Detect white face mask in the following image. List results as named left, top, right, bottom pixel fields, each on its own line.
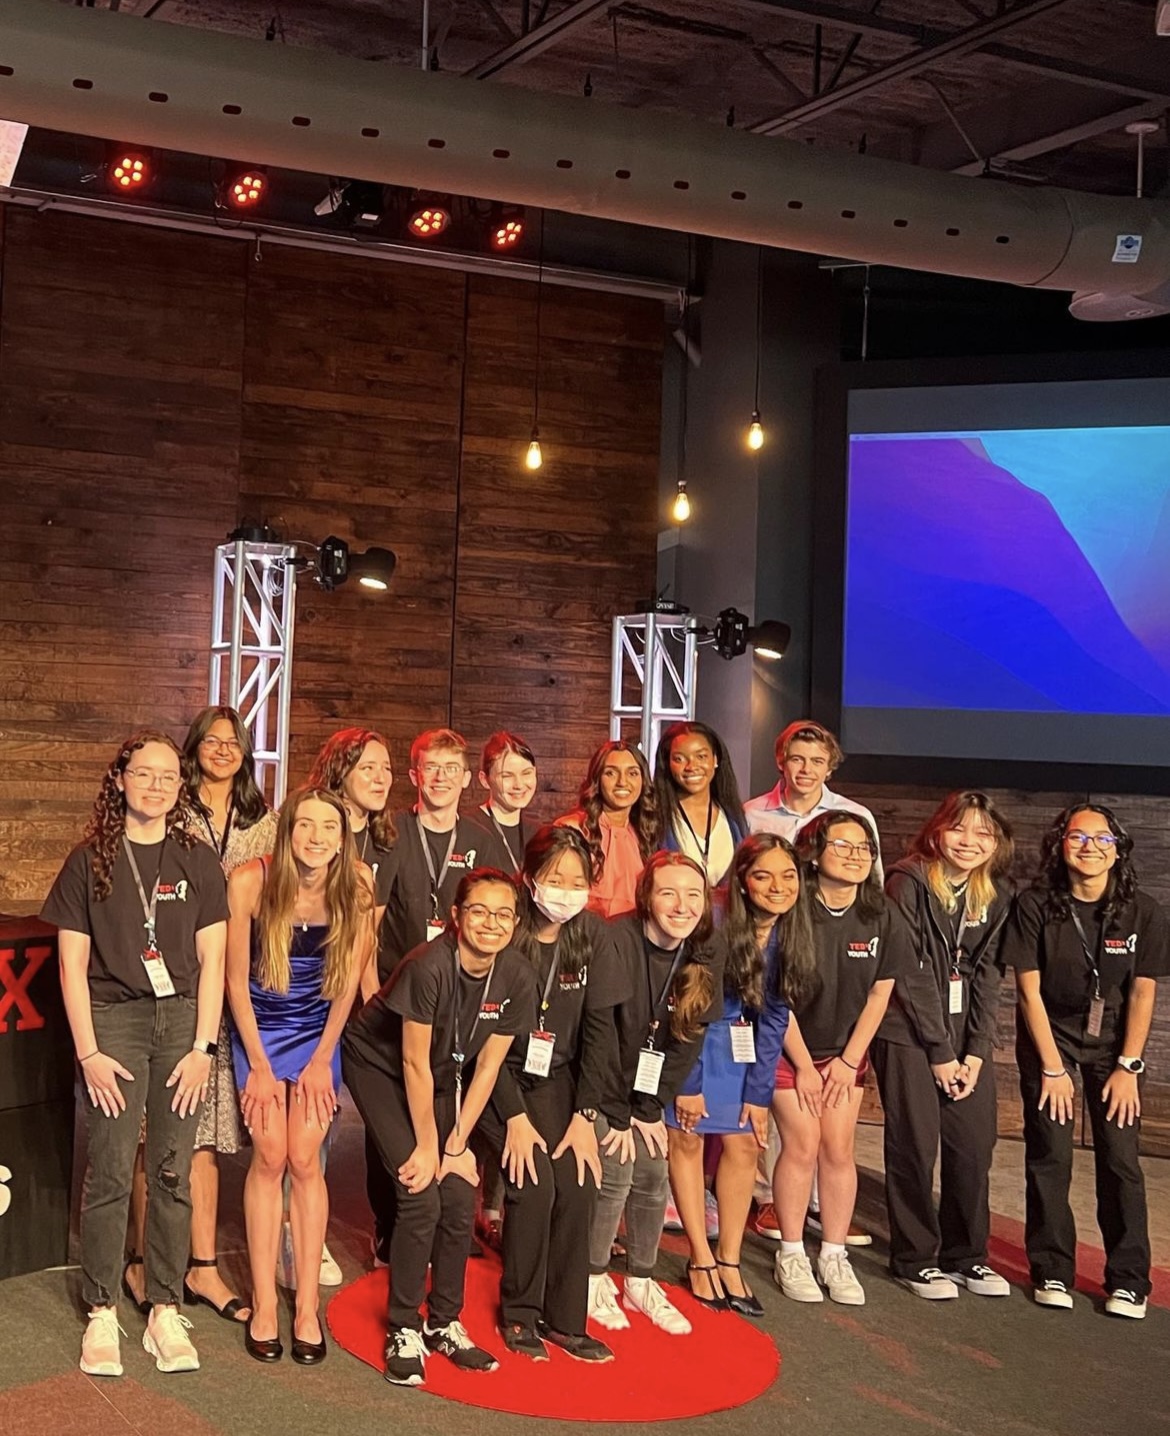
left=531, top=882, right=590, bottom=924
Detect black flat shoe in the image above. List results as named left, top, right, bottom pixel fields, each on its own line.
left=716, top=1258, right=764, bottom=1318
left=686, top=1262, right=729, bottom=1311
left=122, top=1254, right=150, bottom=1317
left=291, top=1320, right=327, bottom=1366
left=183, top=1257, right=249, bottom=1323
left=245, top=1316, right=283, bottom=1363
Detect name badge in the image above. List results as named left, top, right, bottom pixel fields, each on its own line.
left=523, top=1029, right=556, bottom=1077
left=633, top=1047, right=665, bottom=1096
left=948, top=976, right=964, bottom=1015
left=729, top=1020, right=756, bottom=1064
left=142, top=947, right=176, bottom=999
left=1086, top=995, right=1105, bottom=1039
left=426, top=921, right=446, bottom=943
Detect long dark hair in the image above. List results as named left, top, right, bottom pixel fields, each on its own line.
left=654, top=721, right=748, bottom=839
left=511, top=824, right=594, bottom=983
left=182, top=706, right=269, bottom=829
left=85, top=730, right=197, bottom=901
left=634, top=850, right=716, bottom=1042
left=797, top=809, right=885, bottom=922
left=908, top=790, right=1014, bottom=918
left=724, top=833, right=816, bottom=1010
left=306, top=727, right=397, bottom=848
left=574, top=740, right=661, bottom=872
left=1037, top=803, right=1137, bottom=930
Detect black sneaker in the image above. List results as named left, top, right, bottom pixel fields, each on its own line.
left=423, top=1319, right=499, bottom=1372
left=500, top=1322, right=548, bottom=1360
left=384, top=1326, right=427, bottom=1386
left=537, top=1323, right=614, bottom=1363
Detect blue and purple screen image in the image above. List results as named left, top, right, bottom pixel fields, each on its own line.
left=842, top=423, right=1170, bottom=765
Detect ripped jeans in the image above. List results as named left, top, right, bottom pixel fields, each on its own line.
left=83, top=995, right=199, bottom=1309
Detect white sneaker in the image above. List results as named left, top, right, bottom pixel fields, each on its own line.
left=143, top=1306, right=200, bottom=1373
left=1034, top=1280, right=1073, bottom=1309
left=622, top=1276, right=692, bottom=1335
left=818, top=1250, right=866, bottom=1306
left=319, top=1242, right=343, bottom=1287
left=704, top=1189, right=719, bottom=1239
left=587, top=1272, right=630, bottom=1331
left=944, top=1264, right=1010, bottom=1298
left=898, top=1267, right=960, bottom=1300
left=80, top=1308, right=124, bottom=1377
left=774, top=1250, right=824, bottom=1303
left=1105, top=1289, right=1147, bottom=1319
left=277, top=1220, right=297, bottom=1290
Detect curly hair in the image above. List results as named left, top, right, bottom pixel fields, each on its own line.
left=1037, top=803, right=1137, bottom=930
left=85, top=730, right=197, bottom=901
left=570, top=740, right=661, bottom=876
left=306, top=727, right=397, bottom=848
left=654, top=720, right=748, bottom=842
left=635, top=850, right=716, bottom=1043
left=724, top=833, right=816, bottom=1011
left=511, top=825, right=594, bottom=984
left=796, top=809, right=886, bottom=922
left=182, top=706, right=270, bottom=831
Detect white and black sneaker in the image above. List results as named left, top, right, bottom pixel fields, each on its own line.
left=384, top=1326, right=427, bottom=1386
left=1033, top=1280, right=1074, bottom=1309
left=1105, top=1289, right=1147, bottom=1320
left=897, top=1267, right=959, bottom=1300
left=944, top=1264, right=1010, bottom=1298
left=423, top=1318, right=499, bottom=1372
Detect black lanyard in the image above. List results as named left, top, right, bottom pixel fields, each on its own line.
left=452, top=947, right=495, bottom=1113
left=123, top=834, right=163, bottom=945
left=1069, top=906, right=1104, bottom=1000
left=536, top=937, right=561, bottom=1031
left=201, top=799, right=233, bottom=863
left=643, top=938, right=686, bottom=1048
left=677, top=796, right=713, bottom=865
left=486, top=810, right=523, bottom=875
left=417, top=815, right=457, bottom=919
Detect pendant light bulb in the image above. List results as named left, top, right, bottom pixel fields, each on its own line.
left=672, top=484, right=691, bottom=524
left=525, top=429, right=543, bottom=471
left=747, top=411, right=765, bottom=451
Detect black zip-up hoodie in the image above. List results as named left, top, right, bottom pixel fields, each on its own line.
left=878, top=856, right=1012, bottom=1064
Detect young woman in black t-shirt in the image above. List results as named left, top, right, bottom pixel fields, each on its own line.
left=42, top=731, right=229, bottom=1379
left=1002, top=804, right=1170, bottom=1319
left=772, top=812, right=909, bottom=1308
left=477, top=730, right=539, bottom=876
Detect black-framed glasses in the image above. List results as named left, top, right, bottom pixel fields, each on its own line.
left=1065, top=831, right=1118, bottom=850
left=826, top=838, right=876, bottom=859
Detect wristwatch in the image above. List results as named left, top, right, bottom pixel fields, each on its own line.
left=1116, top=1055, right=1145, bottom=1075
left=193, top=1039, right=219, bottom=1058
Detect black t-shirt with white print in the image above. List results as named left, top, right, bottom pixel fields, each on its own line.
left=41, top=836, right=229, bottom=1003
left=795, top=900, right=913, bottom=1061
left=353, top=825, right=396, bottom=911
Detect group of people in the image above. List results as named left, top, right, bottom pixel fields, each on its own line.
left=42, top=711, right=1167, bottom=1389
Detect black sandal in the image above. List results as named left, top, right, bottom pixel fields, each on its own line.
left=183, top=1256, right=249, bottom=1323
left=715, top=1258, right=765, bottom=1318
left=122, top=1253, right=150, bottom=1316
left=686, top=1262, right=729, bottom=1311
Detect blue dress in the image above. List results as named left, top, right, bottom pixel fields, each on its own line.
left=231, top=922, right=340, bottom=1087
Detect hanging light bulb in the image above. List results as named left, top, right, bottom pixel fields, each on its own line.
left=747, top=410, right=765, bottom=450
left=672, top=482, right=691, bottom=523
left=525, top=428, right=543, bottom=471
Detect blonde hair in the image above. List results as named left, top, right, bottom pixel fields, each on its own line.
left=909, top=791, right=1014, bottom=919
left=255, top=787, right=373, bottom=998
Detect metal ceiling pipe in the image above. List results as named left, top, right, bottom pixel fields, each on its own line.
left=0, top=0, right=1167, bottom=312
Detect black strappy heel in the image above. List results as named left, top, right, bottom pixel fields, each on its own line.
left=122, top=1253, right=150, bottom=1316
left=686, top=1262, right=729, bottom=1311
left=715, top=1258, right=765, bottom=1318
left=183, top=1256, right=249, bottom=1323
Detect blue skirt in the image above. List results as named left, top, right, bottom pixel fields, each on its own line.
left=231, top=951, right=339, bottom=1088
left=663, top=1019, right=749, bottom=1135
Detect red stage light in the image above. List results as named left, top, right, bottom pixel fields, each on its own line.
left=408, top=198, right=451, bottom=239
left=109, top=152, right=150, bottom=192
left=491, top=216, right=524, bottom=250
left=228, top=171, right=266, bottom=208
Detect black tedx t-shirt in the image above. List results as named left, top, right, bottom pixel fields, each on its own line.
left=795, top=901, right=913, bottom=1060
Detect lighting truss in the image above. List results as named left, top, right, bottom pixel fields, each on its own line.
left=609, top=611, right=699, bottom=767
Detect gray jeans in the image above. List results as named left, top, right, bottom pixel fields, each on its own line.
left=83, top=996, right=199, bottom=1309
left=588, top=1114, right=670, bottom=1278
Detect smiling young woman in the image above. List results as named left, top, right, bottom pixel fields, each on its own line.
left=557, top=740, right=661, bottom=919
left=654, top=722, right=748, bottom=889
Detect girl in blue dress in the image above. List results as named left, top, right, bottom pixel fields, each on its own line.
left=228, top=787, right=373, bottom=1365
left=666, top=834, right=809, bottom=1315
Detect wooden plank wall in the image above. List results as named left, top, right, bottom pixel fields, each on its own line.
left=0, top=211, right=661, bottom=913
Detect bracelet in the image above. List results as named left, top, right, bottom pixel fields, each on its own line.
left=838, top=1055, right=859, bottom=1071
left=78, top=1050, right=99, bottom=1064
left=1042, top=1067, right=1070, bottom=1080
left=444, top=1145, right=467, bottom=1159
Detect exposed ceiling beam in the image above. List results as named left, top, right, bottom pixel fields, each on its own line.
left=978, top=45, right=1170, bottom=103
left=951, top=100, right=1168, bottom=176
left=749, top=0, right=1074, bottom=134
left=463, top=0, right=611, bottom=78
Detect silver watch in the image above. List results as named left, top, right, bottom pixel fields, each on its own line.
left=1116, top=1055, right=1145, bottom=1075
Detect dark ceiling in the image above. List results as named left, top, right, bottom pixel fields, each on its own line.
left=75, top=0, right=1170, bottom=197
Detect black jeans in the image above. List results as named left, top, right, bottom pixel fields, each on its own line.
left=1017, top=1034, right=1151, bottom=1298
left=83, top=995, right=199, bottom=1309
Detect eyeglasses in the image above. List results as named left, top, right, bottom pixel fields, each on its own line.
left=826, top=839, right=876, bottom=859
left=200, top=737, right=242, bottom=754
left=1065, top=831, right=1118, bottom=850
left=461, top=904, right=517, bottom=925
left=419, top=762, right=465, bottom=778
left=124, top=769, right=182, bottom=790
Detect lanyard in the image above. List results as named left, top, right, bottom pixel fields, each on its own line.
left=1069, top=906, right=1104, bottom=999
left=417, top=815, right=457, bottom=919
left=452, top=947, right=495, bottom=1120
left=123, top=834, right=164, bottom=942
left=951, top=908, right=971, bottom=976
left=487, top=810, right=523, bottom=874
left=643, top=939, right=686, bottom=1048
left=677, top=796, right=713, bottom=866
left=200, top=799, right=233, bottom=863
left=536, top=937, right=561, bottom=1031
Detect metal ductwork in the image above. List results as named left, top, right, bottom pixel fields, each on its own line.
left=1, top=0, right=1168, bottom=319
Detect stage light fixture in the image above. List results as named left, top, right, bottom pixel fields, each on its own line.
left=106, top=146, right=152, bottom=195
left=220, top=165, right=267, bottom=210
left=489, top=205, right=526, bottom=251
left=749, top=619, right=791, bottom=661
left=712, top=607, right=788, bottom=662
left=408, top=194, right=451, bottom=239
left=317, top=535, right=350, bottom=592
left=350, top=546, right=398, bottom=591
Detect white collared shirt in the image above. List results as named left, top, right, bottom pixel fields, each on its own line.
left=744, top=779, right=883, bottom=877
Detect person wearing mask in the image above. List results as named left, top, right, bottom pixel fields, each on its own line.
left=654, top=721, right=747, bottom=889
left=772, top=812, right=911, bottom=1307
left=1002, top=804, right=1169, bottom=1319
left=586, top=852, right=724, bottom=1336
left=42, top=731, right=228, bottom=1378
left=666, top=835, right=803, bottom=1317
left=485, top=825, right=630, bottom=1361
left=874, top=792, right=1015, bottom=1300
left=558, top=741, right=660, bottom=919
left=227, top=788, right=373, bottom=1364
left=343, top=869, right=534, bottom=1386
left=476, top=731, right=540, bottom=876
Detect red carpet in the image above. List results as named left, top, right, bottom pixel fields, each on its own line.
left=327, top=1258, right=780, bottom=1420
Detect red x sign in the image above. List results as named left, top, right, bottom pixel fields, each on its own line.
left=0, top=945, right=51, bottom=1032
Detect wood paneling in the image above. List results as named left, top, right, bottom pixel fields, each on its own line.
left=0, top=212, right=664, bottom=912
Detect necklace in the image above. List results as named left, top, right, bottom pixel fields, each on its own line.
left=818, top=894, right=853, bottom=918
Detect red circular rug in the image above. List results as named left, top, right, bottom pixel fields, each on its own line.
left=327, top=1258, right=780, bottom=1421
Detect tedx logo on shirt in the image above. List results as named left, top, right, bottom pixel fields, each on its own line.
left=450, top=850, right=479, bottom=870
left=847, top=938, right=880, bottom=959
left=478, top=998, right=511, bottom=1021
left=156, top=882, right=189, bottom=903
left=1104, top=935, right=1138, bottom=956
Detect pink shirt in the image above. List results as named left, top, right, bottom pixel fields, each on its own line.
left=559, top=810, right=645, bottom=919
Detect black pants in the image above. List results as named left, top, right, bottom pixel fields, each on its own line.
left=871, top=1039, right=997, bottom=1277
left=364, top=1131, right=397, bottom=1248
left=1017, top=1034, right=1151, bottom=1298
left=482, top=1072, right=597, bottom=1334
left=343, top=1049, right=477, bottom=1330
